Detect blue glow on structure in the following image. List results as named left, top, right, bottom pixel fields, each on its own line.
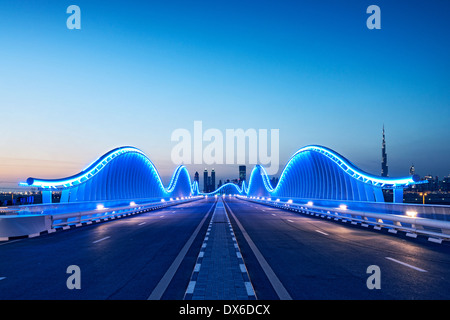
left=241, top=145, right=424, bottom=203
left=211, top=145, right=423, bottom=203
left=22, top=146, right=197, bottom=203
left=203, top=182, right=247, bottom=196
left=279, top=146, right=417, bottom=189
left=25, top=147, right=159, bottom=190
left=21, top=144, right=424, bottom=204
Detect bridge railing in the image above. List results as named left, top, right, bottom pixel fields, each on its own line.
left=238, top=196, right=450, bottom=244
left=0, top=196, right=203, bottom=240
left=50, top=198, right=192, bottom=228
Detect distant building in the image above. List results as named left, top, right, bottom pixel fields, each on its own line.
left=203, top=169, right=208, bottom=192
left=381, top=125, right=388, bottom=177
left=194, top=171, right=199, bottom=184
left=239, top=165, right=246, bottom=186
left=421, top=175, right=439, bottom=192
left=409, top=164, right=415, bottom=176
left=442, top=176, right=450, bottom=192
left=202, top=168, right=216, bottom=192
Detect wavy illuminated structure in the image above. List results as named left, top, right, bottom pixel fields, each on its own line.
left=21, top=145, right=422, bottom=204
left=203, top=181, right=247, bottom=196
left=21, top=146, right=199, bottom=204
left=205, top=145, right=422, bottom=203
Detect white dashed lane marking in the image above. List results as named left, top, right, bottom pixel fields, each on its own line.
left=385, top=257, right=427, bottom=272
left=315, top=230, right=329, bottom=236
left=92, top=236, right=110, bottom=244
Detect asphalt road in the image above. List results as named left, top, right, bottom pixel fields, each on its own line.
left=0, top=198, right=216, bottom=300
left=0, top=196, right=449, bottom=300
left=224, top=197, right=450, bottom=300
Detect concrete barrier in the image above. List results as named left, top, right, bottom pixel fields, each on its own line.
left=0, top=215, right=52, bottom=240
left=0, top=196, right=204, bottom=241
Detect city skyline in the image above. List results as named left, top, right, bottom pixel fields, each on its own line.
left=2, top=124, right=448, bottom=190
left=0, top=1, right=449, bottom=188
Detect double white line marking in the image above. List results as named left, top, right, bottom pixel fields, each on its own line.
left=224, top=200, right=292, bottom=300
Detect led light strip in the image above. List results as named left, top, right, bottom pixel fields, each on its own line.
left=20, top=145, right=421, bottom=197
left=275, top=145, right=418, bottom=190
left=216, top=145, right=420, bottom=197
left=20, top=147, right=196, bottom=194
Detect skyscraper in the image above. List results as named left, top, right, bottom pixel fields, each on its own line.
left=203, top=169, right=208, bottom=192
left=409, top=164, right=415, bottom=176
left=381, top=125, right=388, bottom=177
left=194, top=171, right=199, bottom=188
left=211, top=169, right=216, bottom=192
left=239, top=165, right=246, bottom=186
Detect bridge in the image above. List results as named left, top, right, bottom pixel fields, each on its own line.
left=0, top=145, right=449, bottom=300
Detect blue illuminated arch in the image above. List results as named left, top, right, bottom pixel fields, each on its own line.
left=21, top=145, right=422, bottom=204
left=203, top=182, right=247, bottom=196
left=22, top=146, right=196, bottom=203
left=244, top=145, right=421, bottom=203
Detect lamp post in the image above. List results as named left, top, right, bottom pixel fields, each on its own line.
left=419, top=192, right=427, bottom=205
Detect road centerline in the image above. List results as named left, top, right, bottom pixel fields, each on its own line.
left=224, top=200, right=292, bottom=300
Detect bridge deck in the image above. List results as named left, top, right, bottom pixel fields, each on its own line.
left=184, top=198, right=255, bottom=300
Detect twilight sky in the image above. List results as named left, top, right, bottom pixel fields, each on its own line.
left=0, top=0, right=449, bottom=188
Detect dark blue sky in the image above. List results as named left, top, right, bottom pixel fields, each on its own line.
left=0, top=0, right=449, bottom=186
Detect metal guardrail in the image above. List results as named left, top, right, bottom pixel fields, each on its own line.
left=0, top=196, right=203, bottom=240
left=50, top=198, right=196, bottom=228
left=238, top=196, right=450, bottom=244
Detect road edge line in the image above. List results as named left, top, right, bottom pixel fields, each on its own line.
left=147, top=199, right=216, bottom=300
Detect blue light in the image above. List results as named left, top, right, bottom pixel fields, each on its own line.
left=21, top=146, right=197, bottom=203
left=24, top=147, right=155, bottom=189
left=280, top=146, right=416, bottom=188
left=240, top=145, right=422, bottom=203
left=20, top=144, right=423, bottom=204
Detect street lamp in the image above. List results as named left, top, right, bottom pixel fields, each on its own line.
left=419, top=192, right=427, bottom=205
